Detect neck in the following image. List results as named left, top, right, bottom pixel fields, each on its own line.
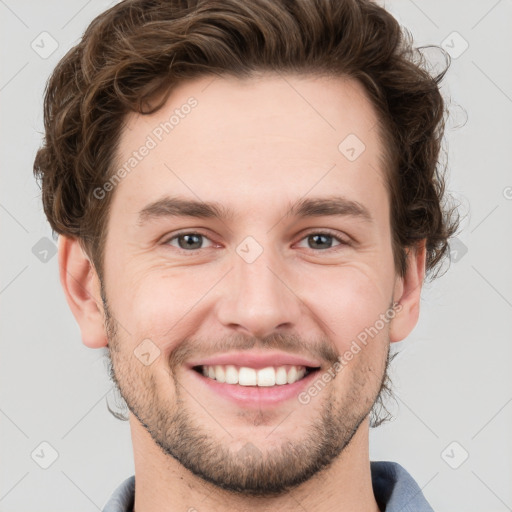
left=130, top=415, right=380, bottom=512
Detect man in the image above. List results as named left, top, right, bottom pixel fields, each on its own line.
left=33, top=0, right=458, bottom=510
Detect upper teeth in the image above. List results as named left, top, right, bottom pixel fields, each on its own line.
left=201, top=365, right=307, bottom=386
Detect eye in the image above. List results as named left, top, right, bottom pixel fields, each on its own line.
left=164, top=232, right=215, bottom=251
left=296, top=231, right=348, bottom=251
left=162, top=230, right=350, bottom=253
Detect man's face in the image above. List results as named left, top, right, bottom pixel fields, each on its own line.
left=101, top=73, right=402, bottom=495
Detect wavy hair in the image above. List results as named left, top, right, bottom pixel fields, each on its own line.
left=34, top=0, right=459, bottom=281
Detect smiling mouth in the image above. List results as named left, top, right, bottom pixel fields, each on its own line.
left=192, top=364, right=321, bottom=387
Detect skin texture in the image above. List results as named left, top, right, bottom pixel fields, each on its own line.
left=59, top=73, right=426, bottom=512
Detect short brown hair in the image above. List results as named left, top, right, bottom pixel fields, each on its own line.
left=34, top=0, right=459, bottom=280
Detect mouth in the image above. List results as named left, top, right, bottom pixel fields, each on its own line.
left=186, top=351, right=325, bottom=406
left=189, top=363, right=322, bottom=406
left=192, top=364, right=321, bottom=387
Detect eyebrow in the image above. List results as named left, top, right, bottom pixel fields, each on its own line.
left=138, top=196, right=235, bottom=225
left=287, top=196, right=372, bottom=223
left=137, top=195, right=373, bottom=225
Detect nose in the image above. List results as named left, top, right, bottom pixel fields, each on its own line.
left=214, top=246, right=303, bottom=339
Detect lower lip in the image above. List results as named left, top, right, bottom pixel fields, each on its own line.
left=188, top=368, right=320, bottom=407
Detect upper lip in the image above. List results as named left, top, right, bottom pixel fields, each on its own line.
left=187, top=351, right=322, bottom=370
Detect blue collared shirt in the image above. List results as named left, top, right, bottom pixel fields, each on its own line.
left=102, top=461, right=434, bottom=511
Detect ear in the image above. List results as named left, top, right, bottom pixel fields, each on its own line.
left=389, top=239, right=426, bottom=343
left=58, top=236, right=108, bottom=348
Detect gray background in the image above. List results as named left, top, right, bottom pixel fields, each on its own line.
left=1, top=0, right=511, bottom=510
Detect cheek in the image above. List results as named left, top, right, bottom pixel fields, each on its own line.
left=106, top=245, right=395, bottom=358
left=107, top=263, right=219, bottom=349
left=302, top=263, right=394, bottom=352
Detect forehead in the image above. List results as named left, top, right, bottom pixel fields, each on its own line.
left=113, top=73, right=388, bottom=220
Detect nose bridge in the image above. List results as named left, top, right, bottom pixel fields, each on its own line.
left=216, top=238, right=302, bottom=337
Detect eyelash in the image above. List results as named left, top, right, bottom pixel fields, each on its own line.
left=162, top=229, right=351, bottom=254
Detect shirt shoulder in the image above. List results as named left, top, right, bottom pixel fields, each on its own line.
left=102, top=475, right=135, bottom=512
left=371, top=461, right=435, bottom=512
